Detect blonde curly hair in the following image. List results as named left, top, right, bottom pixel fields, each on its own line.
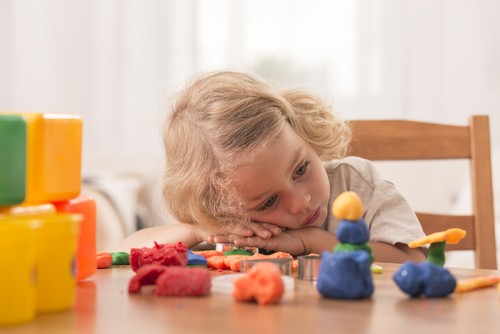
left=163, top=71, right=351, bottom=232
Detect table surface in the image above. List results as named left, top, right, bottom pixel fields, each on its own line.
left=2, top=263, right=499, bottom=334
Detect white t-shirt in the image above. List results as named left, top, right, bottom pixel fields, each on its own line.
left=324, top=156, right=425, bottom=245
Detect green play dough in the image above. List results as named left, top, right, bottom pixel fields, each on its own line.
left=427, top=241, right=446, bottom=267
left=111, top=252, right=130, bottom=265
left=223, top=250, right=253, bottom=256
left=333, top=243, right=374, bottom=263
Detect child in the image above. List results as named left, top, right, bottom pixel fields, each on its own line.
left=118, top=71, right=426, bottom=263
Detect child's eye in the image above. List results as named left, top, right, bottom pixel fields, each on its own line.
left=293, top=160, right=310, bottom=179
left=257, top=195, right=278, bottom=211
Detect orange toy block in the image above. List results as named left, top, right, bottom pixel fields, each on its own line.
left=54, top=195, right=96, bottom=281
left=2, top=112, right=83, bottom=204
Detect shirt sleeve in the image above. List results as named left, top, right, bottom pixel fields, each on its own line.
left=326, top=157, right=426, bottom=245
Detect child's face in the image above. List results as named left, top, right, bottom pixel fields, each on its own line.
left=229, top=124, right=331, bottom=230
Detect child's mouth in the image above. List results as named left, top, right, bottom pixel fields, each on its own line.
left=302, top=207, right=320, bottom=226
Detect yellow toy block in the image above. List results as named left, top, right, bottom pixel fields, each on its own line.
left=0, top=203, right=56, bottom=218
left=1, top=112, right=82, bottom=203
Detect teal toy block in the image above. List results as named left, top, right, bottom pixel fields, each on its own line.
left=0, top=115, right=26, bottom=205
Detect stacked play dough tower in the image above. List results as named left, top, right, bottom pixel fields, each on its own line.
left=0, top=112, right=96, bottom=326
left=316, top=191, right=374, bottom=299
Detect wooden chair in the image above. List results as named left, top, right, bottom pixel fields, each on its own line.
left=348, top=115, right=497, bottom=269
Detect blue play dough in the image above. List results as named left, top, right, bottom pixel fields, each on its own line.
left=316, top=250, right=374, bottom=299
left=393, top=261, right=457, bottom=298
left=187, top=249, right=207, bottom=266
left=336, top=219, right=370, bottom=244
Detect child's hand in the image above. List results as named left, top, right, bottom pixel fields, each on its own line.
left=230, top=228, right=311, bottom=256
left=205, top=222, right=284, bottom=244
left=248, top=222, right=285, bottom=239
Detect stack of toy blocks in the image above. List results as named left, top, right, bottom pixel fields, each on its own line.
left=0, top=112, right=96, bottom=325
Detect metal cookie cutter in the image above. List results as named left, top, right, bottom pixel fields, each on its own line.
left=240, top=258, right=293, bottom=276
left=215, top=243, right=259, bottom=255
left=297, top=255, right=321, bottom=281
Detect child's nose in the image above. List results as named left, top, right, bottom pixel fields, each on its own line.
left=288, top=191, right=311, bottom=215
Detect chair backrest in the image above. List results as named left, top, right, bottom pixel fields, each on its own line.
left=347, top=115, right=497, bottom=269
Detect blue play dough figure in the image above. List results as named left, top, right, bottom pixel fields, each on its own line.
left=334, top=219, right=374, bottom=263
left=393, top=261, right=457, bottom=298
left=317, top=251, right=374, bottom=299
left=393, top=228, right=466, bottom=298
left=336, top=219, right=369, bottom=244
left=316, top=191, right=374, bottom=300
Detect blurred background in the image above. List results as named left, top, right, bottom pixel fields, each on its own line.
left=1, top=0, right=499, bottom=266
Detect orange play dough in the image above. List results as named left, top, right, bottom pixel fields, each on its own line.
left=408, top=228, right=466, bottom=248
left=232, top=262, right=284, bottom=305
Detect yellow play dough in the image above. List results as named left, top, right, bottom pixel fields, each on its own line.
left=332, top=191, right=363, bottom=221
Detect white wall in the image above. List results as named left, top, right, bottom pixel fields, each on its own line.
left=1, top=0, right=499, bottom=259
left=1, top=0, right=499, bottom=170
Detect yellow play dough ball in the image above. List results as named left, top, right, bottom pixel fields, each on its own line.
left=332, top=191, right=364, bottom=221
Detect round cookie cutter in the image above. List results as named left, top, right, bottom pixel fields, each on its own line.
left=240, top=258, right=293, bottom=276
left=297, top=255, right=321, bottom=281
left=215, top=243, right=259, bottom=254
left=212, top=273, right=295, bottom=295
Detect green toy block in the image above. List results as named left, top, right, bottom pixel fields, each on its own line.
left=0, top=115, right=26, bottom=205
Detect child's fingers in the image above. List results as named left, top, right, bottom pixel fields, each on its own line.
left=204, top=232, right=239, bottom=244
left=233, top=236, right=272, bottom=249
left=217, top=224, right=255, bottom=238
left=210, top=222, right=282, bottom=244
left=257, top=223, right=284, bottom=237
left=213, top=235, right=232, bottom=243
left=247, top=221, right=282, bottom=239
left=233, top=225, right=255, bottom=237
left=213, top=233, right=256, bottom=244
left=204, top=234, right=216, bottom=244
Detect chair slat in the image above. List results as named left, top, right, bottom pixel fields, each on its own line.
left=469, top=116, right=497, bottom=268
left=349, top=120, right=471, bottom=160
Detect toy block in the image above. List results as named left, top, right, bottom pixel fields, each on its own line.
left=1, top=112, right=83, bottom=203
left=0, top=212, right=81, bottom=314
left=0, top=114, right=26, bottom=205
left=32, top=213, right=81, bottom=312
left=54, top=195, right=96, bottom=281
left=0, top=218, right=37, bottom=325
left=0, top=203, right=56, bottom=218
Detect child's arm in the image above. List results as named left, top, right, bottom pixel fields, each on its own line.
left=232, top=227, right=316, bottom=256
left=290, top=228, right=425, bottom=263
left=370, top=242, right=425, bottom=263
left=232, top=227, right=336, bottom=256
left=115, top=224, right=204, bottom=252
left=234, top=227, right=426, bottom=263
left=206, top=221, right=285, bottom=244
left=295, top=229, right=425, bottom=263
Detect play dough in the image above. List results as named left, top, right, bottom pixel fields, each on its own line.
left=130, top=241, right=188, bottom=272
left=232, top=262, right=284, bottom=305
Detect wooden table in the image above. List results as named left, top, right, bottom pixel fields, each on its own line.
left=2, top=263, right=499, bottom=334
